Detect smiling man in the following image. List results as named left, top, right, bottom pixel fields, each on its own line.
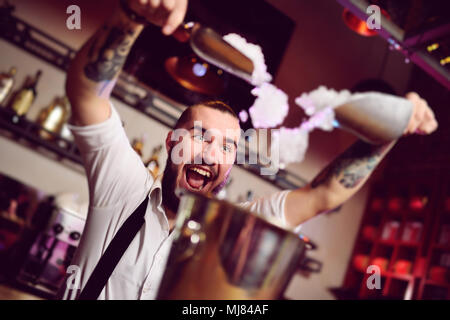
left=59, top=0, right=438, bottom=300
left=161, top=100, right=241, bottom=226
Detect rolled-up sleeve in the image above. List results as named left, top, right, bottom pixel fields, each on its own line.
left=238, top=190, right=302, bottom=233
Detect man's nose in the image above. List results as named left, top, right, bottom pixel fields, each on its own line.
left=202, top=140, right=219, bottom=165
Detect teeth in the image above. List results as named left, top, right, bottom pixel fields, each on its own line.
left=190, top=167, right=211, bottom=179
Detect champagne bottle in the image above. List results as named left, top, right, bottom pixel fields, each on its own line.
left=10, top=70, right=42, bottom=116
left=37, top=96, right=71, bottom=140
left=145, top=145, right=163, bottom=177
left=0, top=67, right=17, bottom=105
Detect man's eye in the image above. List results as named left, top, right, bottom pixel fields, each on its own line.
left=223, top=145, right=232, bottom=153
left=193, top=134, right=204, bottom=141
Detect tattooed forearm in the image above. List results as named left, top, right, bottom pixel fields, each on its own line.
left=84, top=21, right=140, bottom=82
left=311, top=140, right=395, bottom=190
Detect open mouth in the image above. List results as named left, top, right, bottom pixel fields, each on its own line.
left=185, top=166, right=214, bottom=191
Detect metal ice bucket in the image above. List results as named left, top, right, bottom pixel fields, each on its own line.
left=155, top=191, right=311, bottom=300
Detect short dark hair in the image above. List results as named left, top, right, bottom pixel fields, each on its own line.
left=173, top=100, right=239, bottom=129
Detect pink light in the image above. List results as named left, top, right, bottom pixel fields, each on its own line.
left=409, top=196, right=427, bottom=211
left=239, top=110, right=249, bottom=123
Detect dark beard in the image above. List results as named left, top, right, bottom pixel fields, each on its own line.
left=161, top=157, right=180, bottom=214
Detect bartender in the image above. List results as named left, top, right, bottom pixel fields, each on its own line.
left=59, top=0, right=438, bottom=299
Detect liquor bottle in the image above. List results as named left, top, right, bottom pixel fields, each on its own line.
left=0, top=67, right=17, bottom=105
left=145, top=145, right=162, bottom=177
left=37, top=96, right=71, bottom=140
left=132, top=135, right=146, bottom=159
left=10, top=70, right=42, bottom=116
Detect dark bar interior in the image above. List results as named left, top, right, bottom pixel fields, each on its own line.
left=0, top=0, right=449, bottom=302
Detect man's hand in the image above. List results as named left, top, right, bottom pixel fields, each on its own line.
left=284, top=92, right=439, bottom=228
left=403, top=92, right=438, bottom=136
left=127, top=0, right=188, bottom=35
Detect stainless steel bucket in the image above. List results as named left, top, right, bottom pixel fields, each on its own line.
left=156, top=191, right=313, bottom=300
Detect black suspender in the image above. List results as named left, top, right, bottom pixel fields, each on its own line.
left=77, top=198, right=148, bottom=300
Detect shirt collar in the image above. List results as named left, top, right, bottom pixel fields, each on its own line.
left=148, top=174, right=171, bottom=232
left=149, top=174, right=163, bottom=209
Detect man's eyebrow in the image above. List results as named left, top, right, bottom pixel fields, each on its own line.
left=190, top=125, right=206, bottom=133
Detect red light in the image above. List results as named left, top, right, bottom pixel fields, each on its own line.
left=388, top=197, right=403, bottom=212
left=371, top=198, right=383, bottom=211
left=342, top=8, right=390, bottom=37
left=409, top=196, right=427, bottom=211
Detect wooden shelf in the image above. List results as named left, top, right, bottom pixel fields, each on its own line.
left=377, top=240, right=420, bottom=247
left=0, top=107, right=82, bottom=165
left=342, top=170, right=450, bottom=300
left=424, top=280, right=450, bottom=289
left=432, top=243, right=450, bottom=250
left=386, top=272, right=414, bottom=282
left=352, top=267, right=415, bottom=281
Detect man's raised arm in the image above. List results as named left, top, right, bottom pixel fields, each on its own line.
left=66, top=0, right=187, bottom=126
left=283, top=92, right=438, bottom=228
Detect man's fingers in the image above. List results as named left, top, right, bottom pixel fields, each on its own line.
left=423, top=107, right=434, bottom=123
left=162, top=0, right=175, bottom=11
left=149, top=0, right=161, bottom=8
left=129, top=0, right=186, bottom=33
left=405, top=103, right=425, bottom=134
left=415, top=99, right=428, bottom=121
left=405, top=91, right=420, bottom=101
left=403, top=92, right=439, bottom=136
left=162, top=0, right=187, bottom=35
left=417, top=118, right=438, bottom=134
left=417, top=107, right=438, bottom=134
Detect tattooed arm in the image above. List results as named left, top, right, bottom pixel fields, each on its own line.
left=283, top=93, right=438, bottom=227
left=66, top=0, right=187, bottom=126
left=283, top=140, right=395, bottom=227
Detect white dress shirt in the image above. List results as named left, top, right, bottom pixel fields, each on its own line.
left=58, top=103, right=295, bottom=300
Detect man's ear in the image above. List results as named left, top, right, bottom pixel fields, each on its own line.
left=165, top=131, right=174, bottom=153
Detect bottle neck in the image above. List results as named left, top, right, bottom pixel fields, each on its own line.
left=9, top=67, right=17, bottom=77
left=27, top=71, right=42, bottom=91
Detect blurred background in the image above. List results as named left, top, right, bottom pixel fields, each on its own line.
left=0, top=0, right=449, bottom=300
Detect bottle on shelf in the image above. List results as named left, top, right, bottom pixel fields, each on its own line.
left=9, top=70, right=42, bottom=116
left=37, top=96, right=71, bottom=140
left=0, top=66, right=17, bottom=105
left=145, top=145, right=163, bottom=177
left=131, top=134, right=147, bottom=159
left=237, top=189, right=253, bottom=203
